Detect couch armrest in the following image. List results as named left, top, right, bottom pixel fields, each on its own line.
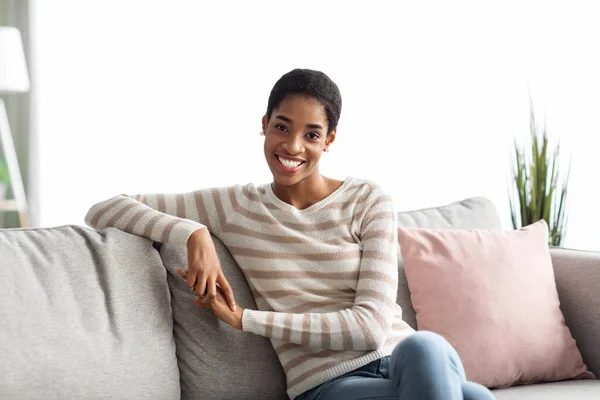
left=551, top=247, right=600, bottom=377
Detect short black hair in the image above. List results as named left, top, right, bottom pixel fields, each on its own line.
left=265, top=69, right=342, bottom=135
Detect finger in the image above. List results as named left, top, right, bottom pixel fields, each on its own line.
left=217, top=272, right=237, bottom=311
left=194, top=299, right=212, bottom=312
left=186, top=265, right=198, bottom=288
left=195, top=271, right=207, bottom=297
left=176, top=269, right=188, bottom=280
left=200, top=276, right=217, bottom=305
left=194, top=299, right=208, bottom=309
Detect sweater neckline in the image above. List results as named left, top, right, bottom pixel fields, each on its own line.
left=264, top=176, right=354, bottom=214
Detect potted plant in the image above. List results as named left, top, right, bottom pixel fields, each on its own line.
left=0, top=158, right=9, bottom=201
left=508, top=95, right=571, bottom=246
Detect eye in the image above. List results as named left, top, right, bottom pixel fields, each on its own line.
left=306, top=132, right=320, bottom=140
left=275, top=124, right=288, bottom=132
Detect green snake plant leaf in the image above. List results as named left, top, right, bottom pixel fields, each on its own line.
left=508, top=94, right=570, bottom=246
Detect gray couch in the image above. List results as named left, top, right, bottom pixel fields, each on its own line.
left=1, top=197, right=598, bottom=400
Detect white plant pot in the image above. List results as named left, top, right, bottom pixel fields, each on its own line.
left=0, top=182, right=6, bottom=201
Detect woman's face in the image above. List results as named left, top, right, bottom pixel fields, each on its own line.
left=262, top=95, right=335, bottom=187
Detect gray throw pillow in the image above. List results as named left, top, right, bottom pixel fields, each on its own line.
left=395, top=197, right=503, bottom=329
left=0, top=226, right=180, bottom=400
left=159, top=235, right=288, bottom=400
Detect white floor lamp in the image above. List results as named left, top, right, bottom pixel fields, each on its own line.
left=0, top=26, right=30, bottom=227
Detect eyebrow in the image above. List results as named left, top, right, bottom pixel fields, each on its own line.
left=275, top=115, right=324, bottom=130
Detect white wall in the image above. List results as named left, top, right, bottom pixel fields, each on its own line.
left=31, top=0, right=600, bottom=251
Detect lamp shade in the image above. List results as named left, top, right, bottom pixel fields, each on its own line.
left=0, top=27, right=30, bottom=93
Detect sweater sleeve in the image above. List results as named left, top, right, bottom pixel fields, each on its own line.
left=84, top=185, right=239, bottom=246
left=241, top=185, right=398, bottom=351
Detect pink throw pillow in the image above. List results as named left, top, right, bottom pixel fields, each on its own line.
left=398, top=219, right=595, bottom=388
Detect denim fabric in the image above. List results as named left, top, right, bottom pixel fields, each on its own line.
left=296, top=331, right=495, bottom=400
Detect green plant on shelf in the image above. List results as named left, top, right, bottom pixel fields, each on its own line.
left=0, top=158, right=9, bottom=187
left=0, top=157, right=10, bottom=202
left=509, top=95, right=571, bottom=247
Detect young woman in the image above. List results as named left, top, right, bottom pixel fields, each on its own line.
left=85, top=68, right=495, bottom=400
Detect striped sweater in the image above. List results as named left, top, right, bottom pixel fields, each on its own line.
left=84, top=176, right=415, bottom=399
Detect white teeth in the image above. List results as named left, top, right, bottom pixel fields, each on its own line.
left=278, top=156, right=302, bottom=169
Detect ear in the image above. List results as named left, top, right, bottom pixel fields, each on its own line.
left=324, top=129, right=337, bottom=151
left=261, top=115, right=268, bottom=134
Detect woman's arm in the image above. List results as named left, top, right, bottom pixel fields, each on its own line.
left=241, top=187, right=399, bottom=351
left=84, top=186, right=241, bottom=310
left=84, top=186, right=237, bottom=246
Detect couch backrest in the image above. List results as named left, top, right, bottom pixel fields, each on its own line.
left=549, top=247, right=600, bottom=377
left=0, top=226, right=180, bottom=400
left=395, top=197, right=503, bottom=329
left=158, top=238, right=288, bottom=400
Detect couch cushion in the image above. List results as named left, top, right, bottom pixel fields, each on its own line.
left=550, top=247, right=600, bottom=377
left=492, top=380, right=600, bottom=399
left=396, top=197, right=503, bottom=329
left=0, top=226, right=179, bottom=400
left=396, top=196, right=503, bottom=230
left=159, top=235, right=288, bottom=400
left=398, top=220, right=594, bottom=388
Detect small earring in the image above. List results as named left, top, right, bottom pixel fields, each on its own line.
left=260, top=131, right=265, bottom=136
left=324, top=147, right=329, bottom=153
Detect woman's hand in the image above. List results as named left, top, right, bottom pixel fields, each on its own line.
left=196, top=285, right=244, bottom=330
left=176, top=269, right=244, bottom=330
left=178, top=228, right=237, bottom=311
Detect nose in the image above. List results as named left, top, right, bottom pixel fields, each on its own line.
left=282, top=134, right=303, bottom=154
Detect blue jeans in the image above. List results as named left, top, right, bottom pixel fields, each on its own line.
left=296, top=331, right=495, bottom=400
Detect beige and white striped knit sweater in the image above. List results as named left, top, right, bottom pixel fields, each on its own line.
left=84, top=176, right=415, bottom=399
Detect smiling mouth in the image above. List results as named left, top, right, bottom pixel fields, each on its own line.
left=276, top=155, right=305, bottom=169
